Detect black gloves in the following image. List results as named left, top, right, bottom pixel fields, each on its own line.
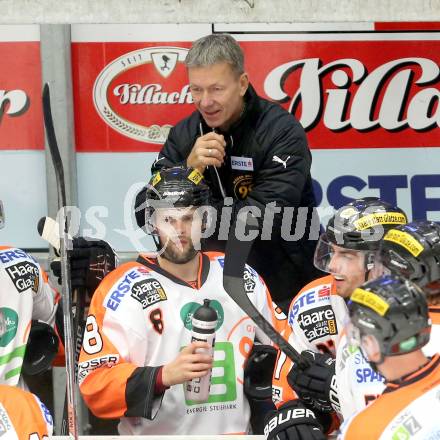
left=287, top=350, right=340, bottom=413
left=50, top=237, right=117, bottom=293
left=264, top=400, right=326, bottom=440
left=244, top=344, right=278, bottom=401
left=22, top=320, right=59, bottom=375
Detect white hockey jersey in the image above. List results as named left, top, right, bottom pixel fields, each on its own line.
left=0, top=246, right=57, bottom=386
left=0, top=384, right=53, bottom=439
left=78, top=251, right=274, bottom=435
left=338, top=354, right=440, bottom=440
left=336, top=306, right=440, bottom=420
left=272, top=275, right=347, bottom=407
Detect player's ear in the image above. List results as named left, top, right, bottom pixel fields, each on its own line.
left=361, top=334, right=381, bottom=362
left=239, top=72, right=249, bottom=97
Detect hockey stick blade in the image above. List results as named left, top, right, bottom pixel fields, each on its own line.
left=223, top=212, right=308, bottom=369
left=42, top=83, right=79, bottom=439
left=38, top=216, right=61, bottom=250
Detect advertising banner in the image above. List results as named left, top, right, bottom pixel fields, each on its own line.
left=71, top=25, right=440, bottom=252
left=2, top=23, right=440, bottom=250
left=0, top=26, right=43, bottom=150
left=74, top=34, right=440, bottom=151
left=0, top=25, right=47, bottom=249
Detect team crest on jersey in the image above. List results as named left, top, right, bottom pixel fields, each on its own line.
left=297, top=305, right=338, bottom=342
left=5, top=261, right=39, bottom=293
left=131, top=278, right=167, bottom=309
left=0, top=308, right=18, bottom=347
left=180, top=300, right=224, bottom=331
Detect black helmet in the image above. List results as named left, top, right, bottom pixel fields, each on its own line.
left=348, top=274, right=431, bottom=361
left=134, top=166, right=211, bottom=232
left=326, top=198, right=407, bottom=251
left=380, top=221, right=440, bottom=295
left=314, top=198, right=407, bottom=273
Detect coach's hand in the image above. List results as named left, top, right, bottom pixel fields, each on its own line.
left=187, top=132, right=226, bottom=173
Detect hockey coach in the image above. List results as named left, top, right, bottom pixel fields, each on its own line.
left=152, top=33, right=322, bottom=311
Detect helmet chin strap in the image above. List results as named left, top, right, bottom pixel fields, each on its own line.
left=364, top=252, right=376, bottom=282
left=360, top=335, right=385, bottom=374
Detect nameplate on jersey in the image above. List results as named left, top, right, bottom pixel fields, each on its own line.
left=231, top=156, right=254, bottom=171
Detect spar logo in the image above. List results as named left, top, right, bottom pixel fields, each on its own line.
left=93, top=46, right=192, bottom=144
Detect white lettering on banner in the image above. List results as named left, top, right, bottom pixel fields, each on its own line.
left=0, top=89, right=29, bottom=122
left=114, top=84, right=193, bottom=105
left=93, top=46, right=189, bottom=144
left=264, top=57, right=440, bottom=131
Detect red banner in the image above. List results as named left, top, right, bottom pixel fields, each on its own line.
left=0, top=42, right=44, bottom=150
left=72, top=37, right=440, bottom=152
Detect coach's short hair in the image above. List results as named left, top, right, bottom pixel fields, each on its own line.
left=185, top=33, right=244, bottom=76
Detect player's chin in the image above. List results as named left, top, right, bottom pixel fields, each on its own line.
left=336, top=284, right=354, bottom=299
left=164, top=245, right=198, bottom=264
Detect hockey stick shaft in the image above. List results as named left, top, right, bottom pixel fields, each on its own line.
left=42, top=84, right=79, bottom=439
left=223, top=211, right=309, bottom=369
left=38, top=216, right=88, bottom=431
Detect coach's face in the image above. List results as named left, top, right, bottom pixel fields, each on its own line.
left=188, top=62, right=249, bottom=131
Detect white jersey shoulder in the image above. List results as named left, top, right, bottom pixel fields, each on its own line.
left=287, top=279, right=347, bottom=355
left=336, top=322, right=440, bottom=420
left=0, top=247, right=56, bottom=386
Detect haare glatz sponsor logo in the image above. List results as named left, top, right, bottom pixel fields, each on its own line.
left=265, top=57, right=440, bottom=131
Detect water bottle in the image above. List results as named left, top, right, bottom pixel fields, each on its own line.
left=184, top=299, right=217, bottom=402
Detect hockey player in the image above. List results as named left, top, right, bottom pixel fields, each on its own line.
left=335, top=220, right=440, bottom=419
left=78, top=166, right=275, bottom=435
left=0, top=200, right=59, bottom=386
left=0, top=385, right=53, bottom=437
left=266, top=198, right=406, bottom=439
left=338, top=275, right=440, bottom=439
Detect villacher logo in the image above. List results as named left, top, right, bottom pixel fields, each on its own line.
left=93, top=46, right=191, bottom=144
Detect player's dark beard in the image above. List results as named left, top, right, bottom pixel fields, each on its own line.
left=161, top=239, right=199, bottom=264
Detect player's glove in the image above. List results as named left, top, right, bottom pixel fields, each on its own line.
left=263, top=400, right=326, bottom=440
left=50, top=237, right=117, bottom=293
left=244, top=344, right=277, bottom=401
left=22, top=320, right=59, bottom=375
left=287, top=350, right=340, bottom=413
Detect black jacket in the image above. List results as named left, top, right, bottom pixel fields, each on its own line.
left=152, top=84, right=322, bottom=305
